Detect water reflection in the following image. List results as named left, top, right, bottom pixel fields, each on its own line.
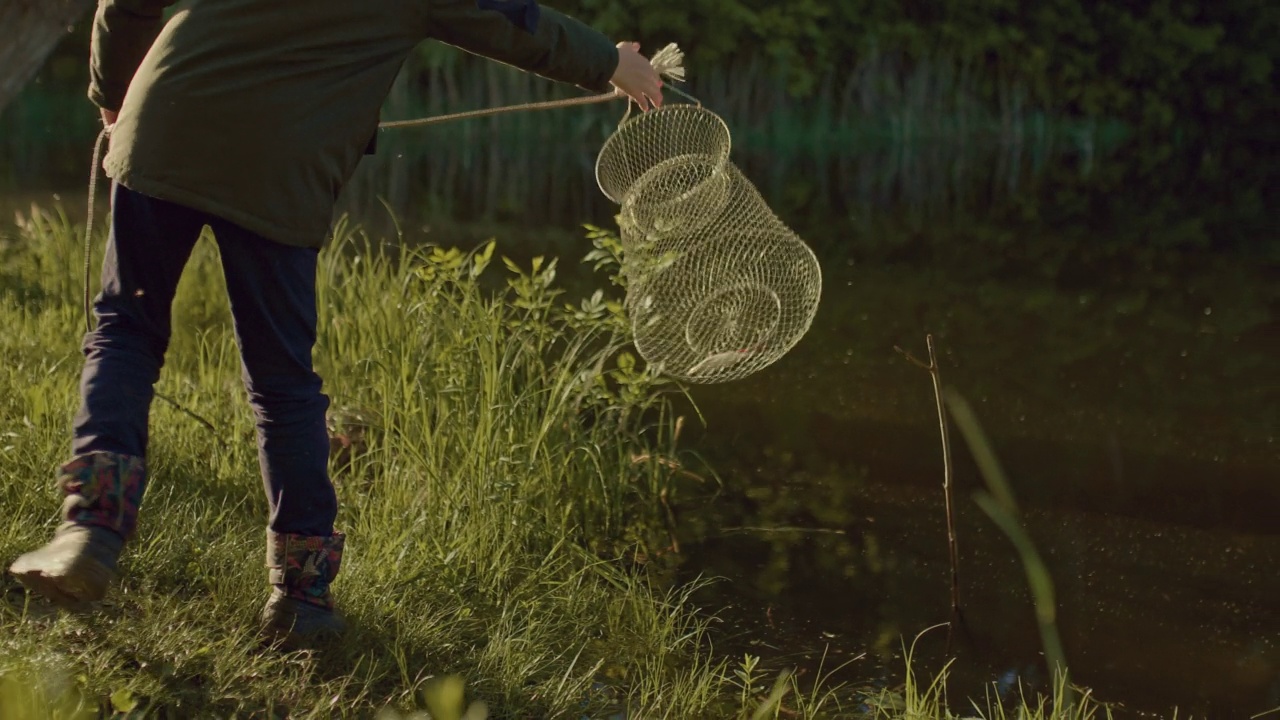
left=670, top=436, right=1279, bottom=716
left=338, top=108, right=1096, bottom=253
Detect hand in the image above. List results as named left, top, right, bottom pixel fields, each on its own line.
left=100, top=108, right=119, bottom=127
left=611, top=42, right=663, bottom=112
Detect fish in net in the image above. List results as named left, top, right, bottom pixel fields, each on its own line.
left=596, top=104, right=822, bottom=384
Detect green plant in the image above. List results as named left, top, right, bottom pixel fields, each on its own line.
left=946, top=391, right=1068, bottom=681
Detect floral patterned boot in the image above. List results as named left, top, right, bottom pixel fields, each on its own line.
left=260, top=530, right=347, bottom=647
left=9, top=452, right=146, bottom=608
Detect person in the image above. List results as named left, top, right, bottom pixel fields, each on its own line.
left=8, top=0, right=663, bottom=646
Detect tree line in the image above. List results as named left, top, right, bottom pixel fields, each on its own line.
left=8, top=0, right=1276, bottom=141
left=555, top=0, right=1276, bottom=140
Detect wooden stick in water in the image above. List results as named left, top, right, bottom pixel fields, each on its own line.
left=895, top=334, right=962, bottom=620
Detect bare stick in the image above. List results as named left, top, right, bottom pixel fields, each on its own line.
left=895, top=335, right=961, bottom=618
left=154, top=390, right=226, bottom=448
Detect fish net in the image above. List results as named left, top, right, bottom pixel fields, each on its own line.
left=596, top=104, right=822, bottom=383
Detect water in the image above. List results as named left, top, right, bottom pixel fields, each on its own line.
left=3, top=82, right=1276, bottom=717
left=663, top=136, right=1278, bottom=715
left=351, top=117, right=1279, bottom=718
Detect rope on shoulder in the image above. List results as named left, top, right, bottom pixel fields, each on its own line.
left=84, top=124, right=111, bottom=333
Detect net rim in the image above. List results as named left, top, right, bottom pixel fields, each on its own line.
left=594, top=103, right=732, bottom=204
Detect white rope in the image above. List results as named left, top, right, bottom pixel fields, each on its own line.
left=84, top=123, right=111, bottom=332
left=378, top=43, right=688, bottom=130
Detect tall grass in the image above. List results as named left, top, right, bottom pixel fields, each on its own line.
left=0, top=206, right=1112, bottom=718
left=0, top=207, right=725, bottom=717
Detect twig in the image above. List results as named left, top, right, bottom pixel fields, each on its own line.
left=720, top=526, right=847, bottom=536
left=154, top=390, right=225, bottom=448
left=895, top=335, right=962, bottom=620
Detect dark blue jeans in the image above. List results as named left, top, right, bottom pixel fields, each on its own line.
left=73, top=183, right=336, bottom=536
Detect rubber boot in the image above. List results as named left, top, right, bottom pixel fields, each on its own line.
left=260, top=530, right=347, bottom=647
left=9, top=453, right=146, bottom=609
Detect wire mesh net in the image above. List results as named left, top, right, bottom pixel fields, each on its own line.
left=596, top=104, right=731, bottom=204
left=596, top=104, right=822, bottom=384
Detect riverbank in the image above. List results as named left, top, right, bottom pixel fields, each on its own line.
left=0, top=207, right=1121, bottom=718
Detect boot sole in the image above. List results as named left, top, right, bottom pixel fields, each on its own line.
left=261, top=596, right=347, bottom=650
left=9, top=555, right=113, bottom=611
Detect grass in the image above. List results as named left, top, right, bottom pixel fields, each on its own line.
left=861, top=628, right=1110, bottom=720
left=0, top=205, right=1114, bottom=718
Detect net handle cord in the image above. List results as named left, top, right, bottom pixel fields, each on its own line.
left=378, top=43, right=696, bottom=130
left=378, top=83, right=699, bottom=130
left=84, top=124, right=110, bottom=333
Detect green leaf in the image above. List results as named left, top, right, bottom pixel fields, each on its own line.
left=111, top=688, right=139, bottom=713
left=471, top=240, right=496, bottom=278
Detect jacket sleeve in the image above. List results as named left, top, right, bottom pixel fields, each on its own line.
left=425, top=0, right=619, bottom=93
left=89, top=0, right=180, bottom=111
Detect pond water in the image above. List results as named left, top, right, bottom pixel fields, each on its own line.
left=355, top=113, right=1278, bottom=718
left=3, top=84, right=1276, bottom=718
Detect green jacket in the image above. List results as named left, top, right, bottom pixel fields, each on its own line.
left=91, top=0, right=619, bottom=247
